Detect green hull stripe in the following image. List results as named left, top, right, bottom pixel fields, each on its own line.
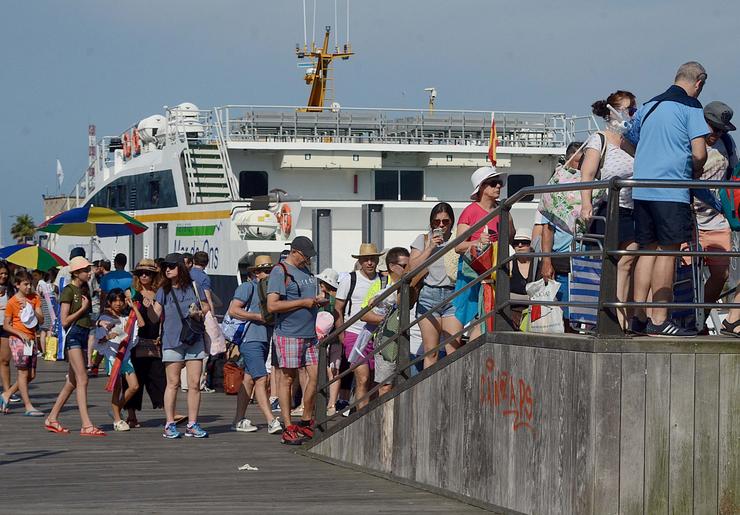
left=175, top=225, right=217, bottom=236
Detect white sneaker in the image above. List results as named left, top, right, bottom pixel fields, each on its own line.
left=232, top=418, right=258, bottom=433
left=267, top=418, right=283, bottom=434
left=113, top=420, right=130, bottom=432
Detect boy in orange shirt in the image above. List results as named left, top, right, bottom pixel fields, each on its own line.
left=0, top=270, right=44, bottom=415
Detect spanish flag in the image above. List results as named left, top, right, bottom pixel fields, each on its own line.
left=488, top=113, right=497, bottom=166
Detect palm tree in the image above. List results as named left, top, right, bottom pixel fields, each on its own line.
left=10, top=214, right=36, bottom=244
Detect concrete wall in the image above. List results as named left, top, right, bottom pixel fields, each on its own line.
left=309, top=333, right=739, bottom=515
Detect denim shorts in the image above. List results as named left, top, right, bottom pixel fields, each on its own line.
left=239, top=340, right=269, bottom=380
left=65, top=325, right=90, bottom=351
left=416, top=285, right=456, bottom=319
left=162, top=340, right=207, bottom=363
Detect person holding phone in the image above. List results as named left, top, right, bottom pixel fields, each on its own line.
left=408, top=202, right=463, bottom=368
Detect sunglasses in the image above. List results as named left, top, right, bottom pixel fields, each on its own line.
left=164, top=263, right=178, bottom=270
left=627, top=106, right=638, bottom=116
left=513, top=240, right=531, bottom=246
left=483, top=179, right=503, bottom=188
left=391, top=262, right=408, bottom=269
left=431, top=219, right=451, bottom=227
left=136, top=270, right=156, bottom=276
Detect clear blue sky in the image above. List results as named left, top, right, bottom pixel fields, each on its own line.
left=1, top=0, right=737, bottom=244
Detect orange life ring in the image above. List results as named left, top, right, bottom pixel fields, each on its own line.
left=122, top=133, right=132, bottom=159
left=132, top=128, right=141, bottom=156
left=278, top=204, right=292, bottom=235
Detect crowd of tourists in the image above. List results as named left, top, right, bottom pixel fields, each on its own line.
left=0, top=60, right=736, bottom=445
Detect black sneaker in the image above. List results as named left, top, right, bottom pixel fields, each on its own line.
left=645, top=320, right=697, bottom=338
left=629, top=317, right=649, bottom=335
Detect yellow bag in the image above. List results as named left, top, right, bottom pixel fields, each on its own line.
left=44, top=336, right=58, bottom=361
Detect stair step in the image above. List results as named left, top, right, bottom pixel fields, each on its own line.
left=191, top=162, right=224, bottom=169
left=189, top=143, right=218, bottom=150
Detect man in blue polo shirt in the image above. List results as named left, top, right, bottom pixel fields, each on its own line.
left=625, top=61, right=709, bottom=337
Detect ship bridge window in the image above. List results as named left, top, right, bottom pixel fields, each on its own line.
left=149, top=180, right=160, bottom=207
left=374, top=170, right=423, bottom=201
left=506, top=174, right=535, bottom=202
left=239, top=171, right=268, bottom=198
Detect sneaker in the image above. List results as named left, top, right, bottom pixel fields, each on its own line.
left=200, top=386, right=216, bottom=393
left=270, top=398, right=280, bottom=412
left=113, top=420, right=130, bottom=432
left=326, top=406, right=337, bottom=417
left=341, top=406, right=355, bottom=418
left=280, top=425, right=306, bottom=445
left=628, top=316, right=649, bottom=335
left=646, top=320, right=697, bottom=338
left=185, top=422, right=209, bottom=438
left=290, top=405, right=304, bottom=417
left=162, top=422, right=182, bottom=439
left=296, top=420, right=314, bottom=440
left=232, top=418, right=258, bottom=433
left=9, top=394, right=21, bottom=403
left=267, top=418, right=283, bottom=434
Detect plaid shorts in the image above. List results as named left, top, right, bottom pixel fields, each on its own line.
left=273, top=335, right=318, bottom=369
left=9, top=336, right=37, bottom=370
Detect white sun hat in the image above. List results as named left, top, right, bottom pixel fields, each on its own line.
left=470, top=166, right=508, bottom=200
left=316, top=268, right=340, bottom=289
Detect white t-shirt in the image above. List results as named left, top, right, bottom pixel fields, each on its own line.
left=694, top=138, right=736, bottom=231
left=336, top=271, right=377, bottom=335
left=585, top=133, right=634, bottom=209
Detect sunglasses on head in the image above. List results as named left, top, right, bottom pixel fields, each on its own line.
left=431, top=219, right=451, bottom=227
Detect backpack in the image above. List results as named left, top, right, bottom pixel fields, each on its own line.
left=257, top=262, right=302, bottom=326
left=341, top=271, right=358, bottom=317
left=719, top=160, right=740, bottom=231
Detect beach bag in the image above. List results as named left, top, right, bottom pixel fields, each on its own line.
left=221, top=313, right=247, bottom=344
left=462, top=241, right=498, bottom=280
left=374, top=307, right=400, bottom=362
left=538, top=134, right=608, bottom=234
left=204, top=311, right=226, bottom=356
left=222, top=344, right=244, bottom=395
left=522, top=278, right=564, bottom=334
left=569, top=256, right=602, bottom=328
left=719, top=161, right=740, bottom=230
left=43, top=335, right=58, bottom=361
left=348, top=328, right=373, bottom=365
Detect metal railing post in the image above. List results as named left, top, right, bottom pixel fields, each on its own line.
left=396, top=280, right=412, bottom=382
left=495, top=205, right=513, bottom=331
left=596, top=178, right=623, bottom=336
left=315, top=340, right=329, bottom=435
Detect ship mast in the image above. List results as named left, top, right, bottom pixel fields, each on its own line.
left=296, top=1, right=353, bottom=111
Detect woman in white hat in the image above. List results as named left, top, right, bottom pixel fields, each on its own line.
left=453, top=166, right=515, bottom=332
left=508, top=228, right=538, bottom=327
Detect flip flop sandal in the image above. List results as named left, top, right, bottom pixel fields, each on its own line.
left=720, top=319, right=740, bottom=338
left=24, top=410, right=45, bottom=417
left=45, top=420, right=70, bottom=434
left=126, top=419, right=142, bottom=428
left=80, top=425, right=106, bottom=437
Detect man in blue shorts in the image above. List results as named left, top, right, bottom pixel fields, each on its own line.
left=266, top=236, right=326, bottom=444
left=625, top=61, right=709, bottom=337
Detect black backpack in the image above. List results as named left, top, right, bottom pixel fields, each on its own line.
left=258, top=262, right=303, bottom=326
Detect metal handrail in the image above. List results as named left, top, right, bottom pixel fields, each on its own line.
left=314, top=177, right=740, bottom=436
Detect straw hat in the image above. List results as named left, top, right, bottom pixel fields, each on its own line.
left=351, top=243, right=384, bottom=259
left=470, top=166, right=508, bottom=200
left=513, top=227, right=532, bottom=242
left=69, top=256, right=93, bottom=273
left=316, top=268, right=339, bottom=289
left=134, top=258, right=159, bottom=274
left=248, top=255, right=274, bottom=271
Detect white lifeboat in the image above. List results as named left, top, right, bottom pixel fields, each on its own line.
left=234, top=210, right=280, bottom=240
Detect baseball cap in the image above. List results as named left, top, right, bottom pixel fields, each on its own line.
left=163, top=253, right=185, bottom=266
left=290, top=236, right=316, bottom=258
left=704, top=101, right=736, bottom=132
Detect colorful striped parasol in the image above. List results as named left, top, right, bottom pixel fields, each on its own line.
left=0, top=244, right=68, bottom=271
left=37, top=205, right=148, bottom=237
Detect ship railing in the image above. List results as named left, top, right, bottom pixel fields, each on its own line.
left=214, top=105, right=568, bottom=148
left=313, top=177, right=740, bottom=439
left=565, top=115, right=602, bottom=143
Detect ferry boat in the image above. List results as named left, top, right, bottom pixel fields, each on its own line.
left=42, top=26, right=598, bottom=312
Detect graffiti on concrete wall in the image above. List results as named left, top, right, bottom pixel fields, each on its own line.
left=479, top=356, right=535, bottom=432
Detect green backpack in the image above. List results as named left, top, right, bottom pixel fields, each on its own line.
left=374, top=306, right=400, bottom=362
